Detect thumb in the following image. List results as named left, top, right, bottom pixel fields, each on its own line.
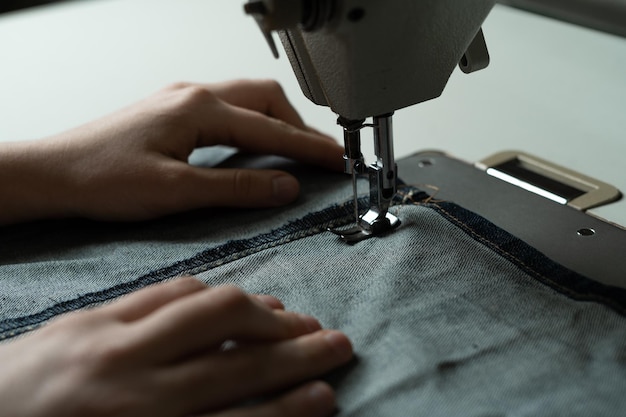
left=183, top=167, right=300, bottom=208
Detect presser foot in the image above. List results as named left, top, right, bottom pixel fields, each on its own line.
left=329, top=210, right=400, bottom=244
left=331, top=113, right=400, bottom=243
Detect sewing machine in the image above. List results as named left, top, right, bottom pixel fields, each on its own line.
left=243, top=0, right=626, bottom=246
left=242, top=0, right=626, bottom=287
left=244, top=0, right=495, bottom=242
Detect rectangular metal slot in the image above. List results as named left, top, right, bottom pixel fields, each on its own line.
left=489, top=159, right=587, bottom=204
left=477, top=151, right=621, bottom=211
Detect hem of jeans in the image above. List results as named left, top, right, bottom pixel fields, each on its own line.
left=425, top=200, right=626, bottom=316
left=392, top=186, right=626, bottom=315
left=3, top=187, right=624, bottom=340
left=0, top=198, right=368, bottom=341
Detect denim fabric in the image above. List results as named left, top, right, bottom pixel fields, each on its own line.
left=1, top=153, right=625, bottom=415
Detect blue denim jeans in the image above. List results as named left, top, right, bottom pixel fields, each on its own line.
left=1, top=154, right=625, bottom=415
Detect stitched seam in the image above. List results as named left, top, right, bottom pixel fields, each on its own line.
left=430, top=202, right=626, bottom=315
left=394, top=185, right=625, bottom=314
left=3, top=188, right=623, bottom=341
left=433, top=203, right=578, bottom=294
left=0, top=200, right=367, bottom=341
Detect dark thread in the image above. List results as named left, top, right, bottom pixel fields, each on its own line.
left=0, top=198, right=369, bottom=340
left=2, top=186, right=624, bottom=341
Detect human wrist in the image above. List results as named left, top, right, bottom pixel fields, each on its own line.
left=0, top=139, right=75, bottom=225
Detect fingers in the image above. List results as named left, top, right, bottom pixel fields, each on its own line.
left=305, top=125, right=338, bottom=145
left=97, top=278, right=284, bottom=322
left=162, top=80, right=342, bottom=163
left=204, top=381, right=336, bottom=417
left=97, top=277, right=207, bottom=322
left=164, top=330, right=352, bottom=413
left=196, top=103, right=344, bottom=172
left=207, top=79, right=307, bottom=130
left=255, top=294, right=285, bottom=310
left=144, top=81, right=344, bottom=211
left=132, top=285, right=322, bottom=362
left=168, top=166, right=300, bottom=208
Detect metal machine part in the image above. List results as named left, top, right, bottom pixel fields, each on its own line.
left=401, top=151, right=625, bottom=288
left=329, top=115, right=400, bottom=243
left=244, top=0, right=495, bottom=242
left=476, top=151, right=622, bottom=211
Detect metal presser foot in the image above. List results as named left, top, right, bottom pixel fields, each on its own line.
left=331, top=211, right=401, bottom=243
left=329, top=114, right=401, bottom=244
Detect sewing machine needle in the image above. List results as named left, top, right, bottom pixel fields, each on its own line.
left=351, top=161, right=360, bottom=225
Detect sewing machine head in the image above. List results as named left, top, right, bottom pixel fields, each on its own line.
left=245, top=0, right=495, bottom=242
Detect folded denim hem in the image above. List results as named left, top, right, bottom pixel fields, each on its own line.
left=422, top=200, right=626, bottom=315
left=1, top=186, right=624, bottom=341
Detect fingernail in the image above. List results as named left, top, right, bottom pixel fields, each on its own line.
left=272, top=175, right=299, bottom=204
left=324, top=331, right=353, bottom=360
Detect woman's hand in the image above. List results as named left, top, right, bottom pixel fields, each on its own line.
left=0, top=79, right=345, bottom=224
left=0, top=277, right=353, bottom=417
